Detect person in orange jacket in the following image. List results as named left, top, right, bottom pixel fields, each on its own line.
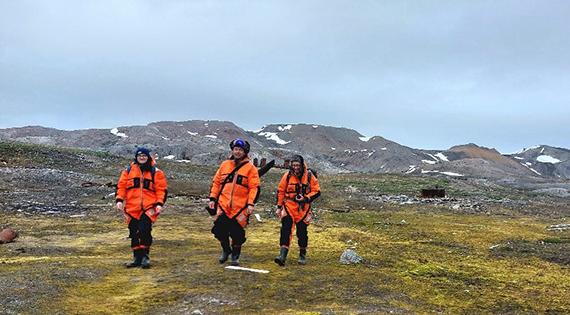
left=208, top=139, right=260, bottom=266
left=116, top=147, right=168, bottom=268
left=274, top=154, right=320, bottom=266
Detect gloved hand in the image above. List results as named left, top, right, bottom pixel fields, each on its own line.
left=246, top=205, right=255, bottom=215
left=275, top=205, right=284, bottom=217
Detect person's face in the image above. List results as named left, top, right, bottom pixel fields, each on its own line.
left=232, top=147, right=246, bottom=160
left=291, top=161, right=302, bottom=175
left=136, top=153, right=149, bottom=164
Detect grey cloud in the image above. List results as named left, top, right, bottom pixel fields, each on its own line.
left=1, top=0, right=569, bottom=153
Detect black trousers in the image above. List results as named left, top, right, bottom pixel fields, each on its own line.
left=212, top=213, right=246, bottom=246
left=280, top=215, right=308, bottom=248
left=128, top=214, right=153, bottom=249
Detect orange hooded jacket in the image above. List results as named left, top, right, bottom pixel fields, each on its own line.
left=277, top=167, right=320, bottom=224
left=210, top=158, right=260, bottom=226
left=116, top=161, right=168, bottom=223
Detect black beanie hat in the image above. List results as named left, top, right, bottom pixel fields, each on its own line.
left=135, top=147, right=151, bottom=159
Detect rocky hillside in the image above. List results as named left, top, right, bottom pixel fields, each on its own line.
left=414, top=144, right=538, bottom=181
left=506, top=145, right=570, bottom=179
left=1, top=121, right=569, bottom=182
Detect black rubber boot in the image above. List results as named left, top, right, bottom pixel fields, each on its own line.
left=126, top=249, right=143, bottom=268
left=298, top=247, right=307, bottom=265
left=141, top=248, right=150, bottom=269
left=230, top=245, right=241, bottom=266
left=218, top=241, right=232, bottom=264
left=274, top=247, right=289, bottom=266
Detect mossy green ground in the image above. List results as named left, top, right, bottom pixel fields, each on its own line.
left=1, top=142, right=569, bottom=313
left=2, top=202, right=569, bottom=314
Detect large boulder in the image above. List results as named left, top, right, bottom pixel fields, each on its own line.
left=340, top=249, right=363, bottom=264
left=0, top=228, right=18, bottom=244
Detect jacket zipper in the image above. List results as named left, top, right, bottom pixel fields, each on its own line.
left=228, top=164, right=239, bottom=211
left=140, top=166, right=144, bottom=211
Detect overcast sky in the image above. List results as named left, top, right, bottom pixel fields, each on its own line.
left=1, top=1, right=569, bottom=153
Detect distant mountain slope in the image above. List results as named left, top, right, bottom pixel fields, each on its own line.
left=507, top=145, right=570, bottom=179
left=1, top=121, right=568, bottom=180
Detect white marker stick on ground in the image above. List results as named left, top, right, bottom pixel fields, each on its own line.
left=254, top=213, right=262, bottom=222
left=225, top=266, right=269, bottom=274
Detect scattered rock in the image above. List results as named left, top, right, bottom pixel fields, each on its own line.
left=191, top=310, right=203, bottom=315
left=103, top=192, right=116, bottom=200
left=0, top=228, right=18, bottom=244
left=340, top=249, right=363, bottom=265
left=547, top=224, right=570, bottom=231
left=345, top=185, right=359, bottom=193
left=368, top=194, right=527, bottom=214
left=208, top=298, right=221, bottom=305
left=532, top=188, right=570, bottom=198
left=331, top=207, right=351, bottom=213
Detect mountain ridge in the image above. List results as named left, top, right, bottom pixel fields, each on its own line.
left=1, top=120, right=569, bottom=180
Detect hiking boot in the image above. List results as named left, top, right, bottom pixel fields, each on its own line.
left=126, top=250, right=143, bottom=268
left=274, top=247, right=288, bottom=266
left=141, top=254, right=151, bottom=269
left=218, top=240, right=232, bottom=264
left=298, top=248, right=307, bottom=265
left=218, top=250, right=231, bottom=264
left=230, top=245, right=241, bottom=266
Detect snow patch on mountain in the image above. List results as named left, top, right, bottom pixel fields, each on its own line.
left=425, top=153, right=439, bottom=162
left=258, top=132, right=290, bottom=145
left=110, top=128, right=128, bottom=138
left=250, top=126, right=265, bottom=133
left=435, top=153, right=449, bottom=162
left=422, top=170, right=464, bottom=177
left=405, top=165, right=417, bottom=174
left=513, top=145, right=541, bottom=154
left=537, top=155, right=561, bottom=164
left=521, top=163, right=542, bottom=176
left=278, top=125, right=292, bottom=131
